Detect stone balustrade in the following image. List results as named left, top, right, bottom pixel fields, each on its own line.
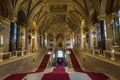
left=103, top=50, right=120, bottom=60
left=0, top=50, right=28, bottom=62
left=0, top=48, right=43, bottom=63
left=115, top=52, right=120, bottom=60
left=103, top=50, right=112, bottom=59
left=83, top=49, right=120, bottom=61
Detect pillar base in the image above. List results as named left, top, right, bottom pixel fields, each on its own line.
left=0, top=59, right=3, bottom=62
left=11, top=56, right=17, bottom=59
left=93, top=51, right=95, bottom=55
left=111, top=57, right=115, bottom=60
left=99, top=55, right=104, bottom=57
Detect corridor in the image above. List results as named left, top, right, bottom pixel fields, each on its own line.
left=0, top=0, right=120, bottom=80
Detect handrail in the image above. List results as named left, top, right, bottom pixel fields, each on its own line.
left=83, top=49, right=120, bottom=61
left=0, top=50, right=28, bottom=62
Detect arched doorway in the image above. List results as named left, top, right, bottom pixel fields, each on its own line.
left=52, top=48, right=67, bottom=67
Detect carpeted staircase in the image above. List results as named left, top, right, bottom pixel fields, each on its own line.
left=41, top=66, right=70, bottom=80
left=68, top=49, right=109, bottom=80
left=69, top=49, right=83, bottom=72
left=4, top=53, right=50, bottom=80
left=35, top=54, right=50, bottom=72
left=4, top=49, right=109, bottom=80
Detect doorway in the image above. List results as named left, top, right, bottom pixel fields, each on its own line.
left=52, top=48, right=67, bottom=67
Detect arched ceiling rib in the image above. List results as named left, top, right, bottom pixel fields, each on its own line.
left=17, top=10, right=26, bottom=25
left=69, top=11, right=81, bottom=23
left=89, top=0, right=101, bottom=15
left=106, top=0, right=120, bottom=14
left=72, top=0, right=87, bottom=14
left=0, top=2, right=5, bottom=16
left=72, top=1, right=86, bottom=19
left=100, top=0, right=107, bottom=15
left=0, top=0, right=120, bottom=35
left=83, top=0, right=89, bottom=16
left=27, top=0, right=44, bottom=20
left=36, top=12, right=47, bottom=24
left=37, top=13, right=48, bottom=28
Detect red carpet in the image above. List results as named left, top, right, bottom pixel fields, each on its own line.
left=41, top=66, right=70, bottom=80
left=53, top=66, right=65, bottom=72
left=35, top=54, right=50, bottom=72
left=86, top=72, right=109, bottom=80
left=69, top=49, right=83, bottom=72
left=4, top=73, right=28, bottom=80
left=4, top=49, right=109, bottom=80
left=68, top=49, right=109, bottom=80
left=4, top=53, right=50, bottom=80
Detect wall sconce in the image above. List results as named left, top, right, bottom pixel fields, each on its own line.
left=20, top=32, right=25, bottom=39
left=31, top=30, right=35, bottom=39
left=112, top=49, right=115, bottom=53
left=32, top=35, right=35, bottom=39
left=82, top=35, right=86, bottom=38
left=73, top=37, right=75, bottom=42
left=92, top=31, right=96, bottom=37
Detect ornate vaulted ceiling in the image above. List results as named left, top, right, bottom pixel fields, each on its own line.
left=0, top=0, right=120, bottom=35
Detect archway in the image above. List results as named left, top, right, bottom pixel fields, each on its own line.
left=56, top=33, right=64, bottom=47
left=52, top=48, right=67, bottom=67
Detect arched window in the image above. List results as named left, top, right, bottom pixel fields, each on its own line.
left=13, top=23, right=17, bottom=42
left=118, top=10, right=120, bottom=25
left=117, top=9, right=120, bottom=44
left=9, top=22, right=19, bottom=51
left=58, top=51, right=63, bottom=58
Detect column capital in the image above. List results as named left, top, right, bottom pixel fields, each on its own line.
left=45, top=33, right=48, bottom=36
left=0, top=17, right=10, bottom=23
left=111, top=12, right=118, bottom=18
left=97, top=15, right=106, bottom=20
left=10, top=17, right=17, bottom=22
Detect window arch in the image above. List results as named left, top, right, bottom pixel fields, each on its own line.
left=9, top=22, right=19, bottom=51
left=117, top=9, right=120, bottom=45
left=118, top=10, right=120, bottom=25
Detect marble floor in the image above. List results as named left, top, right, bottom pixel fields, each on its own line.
left=22, top=67, right=92, bottom=80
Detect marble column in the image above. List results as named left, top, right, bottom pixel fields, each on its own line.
left=0, top=48, right=3, bottom=62
left=72, top=32, right=74, bottom=48
left=98, top=16, right=106, bottom=54
left=45, top=33, right=48, bottom=48
left=41, top=35, right=44, bottom=48
left=66, top=50, right=71, bottom=68
left=9, top=18, right=17, bottom=52
left=25, top=26, right=29, bottom=53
